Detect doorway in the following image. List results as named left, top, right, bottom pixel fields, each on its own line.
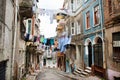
left=94, top=37, right=103, bottom=68
left=88, top=42, right=92, bottom=67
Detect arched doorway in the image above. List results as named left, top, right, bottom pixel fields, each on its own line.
left=85, top=38, right=92, bottom=67
left=94, top=37, right=103, bottom=68
left=88, top=42, right=92, bottom=67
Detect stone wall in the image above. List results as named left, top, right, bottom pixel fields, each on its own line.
left=0, top=0, right=6, bottom=61
left=4, top=0, right=14, bottom=80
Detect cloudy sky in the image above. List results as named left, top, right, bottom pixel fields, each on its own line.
left=38, top=0, right=64, bottom=10
left=38, top=0, right=64, bottom=38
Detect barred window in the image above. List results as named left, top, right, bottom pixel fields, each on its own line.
left=112, top=32, right=120, bottom=63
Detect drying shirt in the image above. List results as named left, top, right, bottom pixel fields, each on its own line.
left=40, top=36, right=44, bottom=43
left=64, top=35, right=71, bottom=46
left=58, top=36, right=65, bottom=53
left=50, top=39, right=54, bottom=45
left=44, top=38, right=47, bottom=44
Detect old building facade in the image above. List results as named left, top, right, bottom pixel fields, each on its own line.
left=0, top=0, right=14, bottom=80
left=57, top=0, right=108, bottom=78
left=55, top=0, right=84, bottom=73
left=104, top=0, right=120, bottom=80
left=0, top=0, right=41, bottom=80
left=63, top=0, right=84, bottom=72
left=82, top=0, right=106, bottom=78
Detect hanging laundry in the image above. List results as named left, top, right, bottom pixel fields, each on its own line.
left=49, top=12, right=54, bottom=24
left=29, top=34, right=33, bottom=41
left=40, top=35, right=44, bottom=43
left=58, top=36, right=65, bottom=53
left=44, top=38, right=47, bottom=44
left=64, top=35, right=71, bottom=46
left=25, top=33, right=30, bottom=41
left=46, top=39, right=51, bottom=46
left=36, top=36, right=40, bottom=42
left=39, top=8, right=55, bottom=24
left=33, top=36, right=37, bottom=42
left=50, top=39, right=54, bottom=45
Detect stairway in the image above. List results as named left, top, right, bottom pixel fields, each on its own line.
left=73, top=67, right=91, bottom=77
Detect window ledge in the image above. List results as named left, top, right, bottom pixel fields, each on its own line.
left=94, top=23, right=100, bottom=27
left=86, top=27, right=91, bottom=30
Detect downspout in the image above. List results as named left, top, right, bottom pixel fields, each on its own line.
left=11, top=0, right=18, bottom=79
left=99, top=0, right=107, bottom=70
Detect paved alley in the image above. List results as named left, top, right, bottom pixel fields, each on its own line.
left=36, top=68, right=76, bottom=80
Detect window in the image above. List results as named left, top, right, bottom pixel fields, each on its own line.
left=28, top=20, right=32, bottom=34
left=76, top=21, right=81, bottom=34
left=112, top=32, right=120, bottom=62
left=71, top=22, right=75, bottom=35
left=93, top=38, right=103, bottom=67
left=86, top=11, right=90, bottom=29
left=94, top=5, right=100, bottom=25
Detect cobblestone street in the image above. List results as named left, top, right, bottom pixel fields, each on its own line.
left=36, top=68, right=75, bottom=80
left=33, top=68, right=101, bottom=80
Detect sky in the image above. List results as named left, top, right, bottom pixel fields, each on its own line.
left=37, top=0, right=64, bottom=38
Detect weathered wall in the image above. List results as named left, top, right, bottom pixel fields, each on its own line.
left=105, top=25, right=120, bottom=80
left=0, top=0, right=6, bottom=61
left=4, top=0, right=14, bottom=80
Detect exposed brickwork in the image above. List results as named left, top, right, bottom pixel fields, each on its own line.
left=104, top=0, right=120, bottom=80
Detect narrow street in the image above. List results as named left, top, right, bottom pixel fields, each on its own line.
left=37, top=68, right=75, bottom=80
left=0, top=0, right=120, bottom=80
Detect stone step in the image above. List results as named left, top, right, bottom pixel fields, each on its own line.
left=73, top=67, right=91, bottom=77
left=79, top=74, right=86, bottom=77
left=86, top=67, right=91, bottom=70
left=75, top=70, right=81, bottom=74
left=84, top=69, right=91, bottom=73
left=77, top=68, right=83, bottom=72
left=73, top=71, right=78, bottom=75
left=81, top=71, right=88, bottom=75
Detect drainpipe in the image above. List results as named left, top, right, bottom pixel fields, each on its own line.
left=99, top=0, right=107, bottom=69
left=11, top=0, right=18, bottom=79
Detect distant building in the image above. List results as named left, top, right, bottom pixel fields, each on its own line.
left=62, top=0, right=84, bottom=73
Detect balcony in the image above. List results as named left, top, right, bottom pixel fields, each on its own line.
left=111, top=7, right=120, bottom=21
left=105, top=1, right=120, bottom=26
left=19, top=0, right=33, bottom=40
left=109, top=1, right=120, bottom=23
left=19, top=0, right=33, bottom=18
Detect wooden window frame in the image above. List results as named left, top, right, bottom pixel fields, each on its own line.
left=86, top=11, right=90, bottom=29
left=94, top=5, right=100, bottom=26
